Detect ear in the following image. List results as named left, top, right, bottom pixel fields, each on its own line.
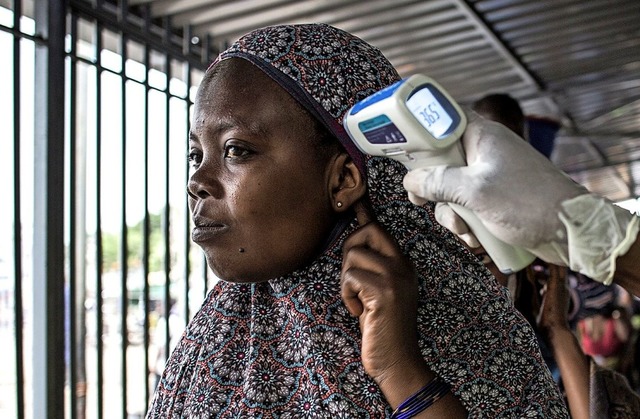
left=327, top=152, right=366, bottom=213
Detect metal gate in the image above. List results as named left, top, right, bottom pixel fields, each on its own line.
left=0, top=0, right=217, bottom=417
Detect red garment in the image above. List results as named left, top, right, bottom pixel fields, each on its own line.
left=579, top=316, right=626, bottom=358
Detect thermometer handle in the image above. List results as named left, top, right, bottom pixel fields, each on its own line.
left=448, top=203, right=535, bottom=274
left=405, top=146, right=535, bottom=274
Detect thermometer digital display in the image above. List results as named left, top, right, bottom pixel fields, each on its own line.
left=406, top=86, right=454, bottom=139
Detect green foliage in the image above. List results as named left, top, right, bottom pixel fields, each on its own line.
left=101, top=212, right=164, bottom=272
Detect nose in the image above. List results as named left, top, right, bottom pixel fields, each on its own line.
left=186, top=180, right=205, bottom=200
left=187, top=166, right=221, bottom=200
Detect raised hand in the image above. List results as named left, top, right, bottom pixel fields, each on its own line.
left=341, top=201, right=466, bottom=416
left=341, top=201, right=423, bottom=384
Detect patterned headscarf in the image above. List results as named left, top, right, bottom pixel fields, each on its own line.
left=147, top=24, right=568, bottom=418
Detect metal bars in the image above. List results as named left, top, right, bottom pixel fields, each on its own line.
left=64, top=1, right=212, bottom=417
left=11, top=1, right=25, bottom=418
left=32, top=0, right=67, bottom=417
left=3, top=0, right=213, bottom=417
left=94, top=21, right=105, bottom=418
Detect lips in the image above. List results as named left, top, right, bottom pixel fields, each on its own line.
left=191, top=215, right=228, bottom=243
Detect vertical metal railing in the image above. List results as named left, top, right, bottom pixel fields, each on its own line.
left=11, top=1, right=25, bottom=418
left=140, top=6, right=152, bottom=407
left=93, top=19, right=105, bottom=418
left=68, top=10, right=80, bottom=419
left=33, top=0, right=67, bottom=417
left=118, top=26, right=130, bottom=419
left=2, top=0, right=215, bottom=416
left=182, top=23, right=193, bottom=327
left=67, top=1, right=213, bottom=418
left=164, top=16, right=177, bottom=389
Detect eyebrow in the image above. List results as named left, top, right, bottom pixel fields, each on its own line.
left=189, top=116, right=270, bottom=143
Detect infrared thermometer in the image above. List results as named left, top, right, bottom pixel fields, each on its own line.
left=343, top=74, right=535, bottom=274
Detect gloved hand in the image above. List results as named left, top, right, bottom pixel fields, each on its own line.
left=403, top=111, right=639, bottom=285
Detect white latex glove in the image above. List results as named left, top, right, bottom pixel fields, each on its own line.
left=403, top=111, right=639, bottom=285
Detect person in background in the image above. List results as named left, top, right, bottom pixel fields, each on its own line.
left=146, top=23, right=567, bottom=418
left=467, top=92, right=640, bottom=418
left=570, top=274, right=638, bottom=385
left=537, top=264, right=640, bottom=418
left=471, top=92, right=561, bottom=378
left=472, top=93, right=526, bottom=139
left=615, top=288, right=640, bottom=391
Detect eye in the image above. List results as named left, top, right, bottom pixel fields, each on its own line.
left=188, top=149, right=202, bottom=167
left=224, top=142, right=253, bottom=160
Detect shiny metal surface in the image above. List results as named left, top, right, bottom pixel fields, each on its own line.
left=107, top=0, right=640, bottom=201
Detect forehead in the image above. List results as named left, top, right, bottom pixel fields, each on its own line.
left=199, top=59, right=292, bottom=107
left=195, top=59, right=304, bottom=121
left=192, top=59, right=319, bottom=146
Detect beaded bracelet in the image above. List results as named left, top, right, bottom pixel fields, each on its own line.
left=390, top=376, right=451, bottom=419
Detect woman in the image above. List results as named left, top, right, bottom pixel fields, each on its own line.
left=147, top=23, right=567, bottom=418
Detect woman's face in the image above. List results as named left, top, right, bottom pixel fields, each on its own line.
left=187, top=59, right=339, bottom=283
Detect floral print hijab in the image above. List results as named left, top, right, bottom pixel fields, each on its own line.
left=147, top=24, right=568, bottom=418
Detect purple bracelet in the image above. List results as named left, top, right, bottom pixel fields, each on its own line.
left=390, top=376, right=451, bottom=419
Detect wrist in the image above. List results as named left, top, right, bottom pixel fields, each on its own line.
left=374, top=355, right=467, bottom=418
left=390, top=376, right=451, bottom=419
left=563, top=194, right=639, bottom=284
left=613, top=231, right=640, bottom=295
left=532, top=194, right=639, bottom=284
left=375, top=356, right=435, bottom=409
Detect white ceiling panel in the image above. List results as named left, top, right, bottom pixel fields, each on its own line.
left=75, top=0, right=640, bottom=203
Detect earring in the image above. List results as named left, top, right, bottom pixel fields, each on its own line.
left=336, top=201, right=343, bottom=208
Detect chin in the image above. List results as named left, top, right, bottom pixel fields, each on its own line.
left=205, top=256, right=271, bottom=284
left=203, top=248, right=310, bottom=284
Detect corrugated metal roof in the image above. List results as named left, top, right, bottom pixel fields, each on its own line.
left=129, top=0, right=640, bottom=201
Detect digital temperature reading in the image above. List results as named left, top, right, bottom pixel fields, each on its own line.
left=406, top=87, right=453, bottom=140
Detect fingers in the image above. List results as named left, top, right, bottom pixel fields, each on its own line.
left=343, top=220, right=400, bottom=259
left=402, top=108, right=480, bottom=209
left=340, top=238, right=414, bottom=320
left=340, top=244, right=387, bottom=318
left=353, top=199, right=375, bottom=227
left=341, top=272, right=365, bottom=317
left=434, top=203, right=480, bottom=248
left=401, top=108, right=493, bottom=206
left=340, top=213, right=421, bottom=379
left=341, top=261, right=386, bottom=318
left=434, top=203, right=463, bottom=233
left=341, top=222, right=408, bottom=317
left=403, top=165, right=466, bottom=205
left=407, top=191, right=428, bottom=206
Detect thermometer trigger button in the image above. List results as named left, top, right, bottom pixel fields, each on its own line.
left=382, top=148, right=406, bottom=157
